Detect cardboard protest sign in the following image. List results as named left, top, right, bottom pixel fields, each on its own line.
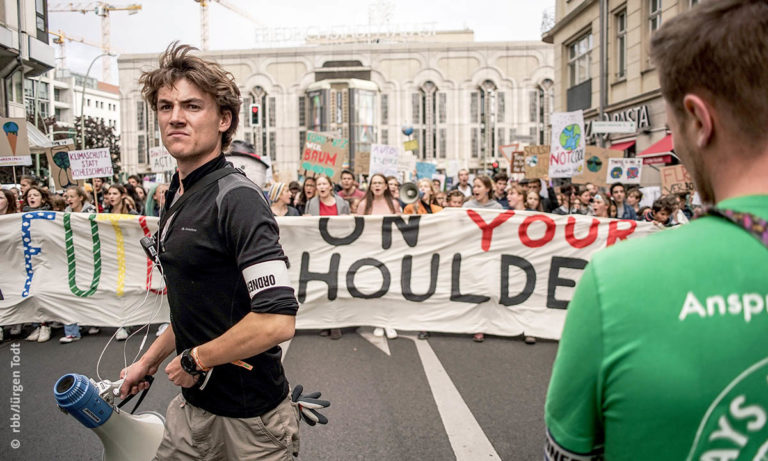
left=0, top=118, right=31, bottom=166
left=606, top=158, right=642, bottom=184
left=415, top=161, right=437, bottom=180
left=353, top=151, right=370, bottom=176
left=301, top=131, right=348, bottom=182
left=45, top=141, right=84, bottom=191
left=549, top=111, right=586, bottom=178
left=369, top=144, right=399, bottom=177
left=660, top=165, right=695, bottom=195
left=149, top=146, right=176, bottom=173
left=523, top=145, right=549, bottom=179
left=572, top=147, right=623, bottom=187
left=68, top=148, right=114, bottom=180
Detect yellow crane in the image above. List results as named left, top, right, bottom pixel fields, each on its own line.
left=194, top=0, right=262, bottom=51
left=49, top=29, right=112, bottom=70
left=49, top=2, right=142, bottom=82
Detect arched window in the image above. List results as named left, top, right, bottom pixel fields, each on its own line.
left=470, top=80, right=497, bottom=165
left=412, top=81, right=440, bottom=159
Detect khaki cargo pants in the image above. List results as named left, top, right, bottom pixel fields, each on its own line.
left=155, top=394, right=300, bottom=460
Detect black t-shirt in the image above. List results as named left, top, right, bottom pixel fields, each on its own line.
left=159, top=155, right=298, bottom=418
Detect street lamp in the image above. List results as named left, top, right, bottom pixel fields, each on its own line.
left=80, top=53, right=115, bottom=150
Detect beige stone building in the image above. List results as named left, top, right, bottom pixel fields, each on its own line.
left=543, top=0, right=702, bottom=183
left=117, top=32, right=553, bottom=180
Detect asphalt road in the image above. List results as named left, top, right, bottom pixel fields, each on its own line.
left=0, top=325, right=557, bottom=460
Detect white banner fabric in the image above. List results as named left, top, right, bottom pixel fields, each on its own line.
left=0, top=209, right=657, bottom=339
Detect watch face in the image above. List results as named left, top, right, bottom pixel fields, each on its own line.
left=181, top=351, right=197, bottom=375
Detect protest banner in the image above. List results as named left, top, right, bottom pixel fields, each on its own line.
left=354, top=151, right=370, bottom=176
left=0, top=118, right=31, bottom=166
left=549, top=111, right=586, bottom=178
left=301, top=131, right=348, bottom=182
left=149, top=146, right=176, bottom=173
left=523, top=145, right=549, bottom=178
left=45, top=141, right=84, bottom=191
left=572, top=147, right=624, bottom=187
left=0, top=210, right=657, bottom=339
left=68, top=148, right=113, bottom=180
left=369, top=144, right=399, bottom=177
left=415, top=161, right=437, bottom=180
left=660, top=165, right=695, bottom=195
left=606, top=158, right=642, bottom=184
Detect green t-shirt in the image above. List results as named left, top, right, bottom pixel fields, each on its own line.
left=545, top=195, right=768, bottom=461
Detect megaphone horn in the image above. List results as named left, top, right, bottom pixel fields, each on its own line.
left=399, top=182, right=419, bottom=204
left=54, top=373, right=165, bottom=461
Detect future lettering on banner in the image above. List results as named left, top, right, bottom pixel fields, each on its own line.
left=549, top=111, right=586, bottom=178
left=68, top=148, right=114, bottom=180
left=0, top=210, right=657, bottom=339
left=301, top=131, right=348, bottom=182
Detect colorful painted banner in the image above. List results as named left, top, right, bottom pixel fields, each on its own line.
left=149, top=146, right=176, bottom=173
left=549, top=111, right=586, bottom=178
left=0, top=210, right=657, bottom=339
left=301, top=131, right=348, bottom=182
left=369, top=144, right=399, bottom=177
left=68, top=148, right=114, bottom=180
left=606, top=158, right=643, bottom=184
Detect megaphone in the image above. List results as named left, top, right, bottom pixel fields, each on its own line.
left=399, top=182, right=420, bottom=204
left=54, top=373, right=165, bottom=461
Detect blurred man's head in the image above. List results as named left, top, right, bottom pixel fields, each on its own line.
left=651, top=0, right=768, bottom=203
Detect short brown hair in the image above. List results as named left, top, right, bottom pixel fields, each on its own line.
left=650, top=0, right=768, bottom=143
left=139, top=42, right=241, bottom=150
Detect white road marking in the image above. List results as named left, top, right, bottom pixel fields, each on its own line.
left=404, top=334, right=501, bottom=461
left=356, top=327, right=391, bottom=356
left=280, top=339, right=291, bottom=363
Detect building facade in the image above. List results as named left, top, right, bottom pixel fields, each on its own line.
left=118, top=33, right=553, bottom=180
left=543, top=0, right=702, bottom=184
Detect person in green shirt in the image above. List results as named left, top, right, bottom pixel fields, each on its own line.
left=544, top=1, right=768, bottom=460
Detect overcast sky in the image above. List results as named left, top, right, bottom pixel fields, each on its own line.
left=48, top=0, right=554, bottom=84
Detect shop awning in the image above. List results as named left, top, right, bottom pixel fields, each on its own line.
left=610, top=140, right=636, bottom=151
left=638, top=134, right=673, bottom=157
left=27, top=121, right=54, bottom=153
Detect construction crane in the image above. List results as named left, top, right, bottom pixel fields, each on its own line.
left=49, top=29, right=106, bottom=70
left=49, top=2, right=142, bottom=82
left=194, top=0, right=262, bottom=51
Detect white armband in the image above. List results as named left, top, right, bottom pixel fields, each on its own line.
left=242, top=260, right=291, bottom=298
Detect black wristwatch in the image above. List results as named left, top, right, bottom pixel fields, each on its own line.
left=180, top=348, right=203, bottom=376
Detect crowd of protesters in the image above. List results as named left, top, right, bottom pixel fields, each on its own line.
left=0, top=173, right=169, bottom=344
left=1, top=167, right=698, bottom=345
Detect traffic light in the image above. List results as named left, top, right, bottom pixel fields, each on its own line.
left=491, top=161, right=500, bottom=175
left=250, top=104, right=260, bottom=126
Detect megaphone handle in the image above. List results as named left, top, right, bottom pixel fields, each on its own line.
left=117, top=375, right=154, bottom=414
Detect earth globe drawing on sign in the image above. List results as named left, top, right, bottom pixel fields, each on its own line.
left=610, top=167, right=624, bottom=179
left=627, top=166, right=640, bottom=179
left=586, top=156, right=603, bottom=172
left=559, top=124, right=582, bottom=150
